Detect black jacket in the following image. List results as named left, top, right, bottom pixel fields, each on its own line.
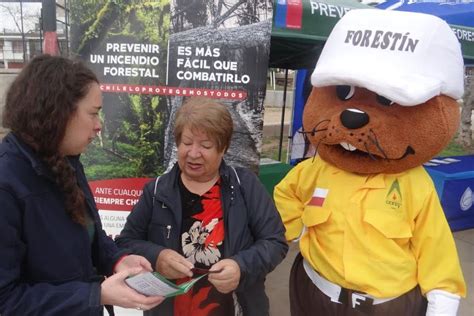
left=0, top=133, right=127, bottom=315
left=115, top=161, right=288, bottom=315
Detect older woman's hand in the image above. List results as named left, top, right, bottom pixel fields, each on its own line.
left=156, top=249, right=194, bottom=279
left=208, top=259, right=241, bottom=294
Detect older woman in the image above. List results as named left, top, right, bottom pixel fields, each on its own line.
left=116, top=97, right=288, bottom=315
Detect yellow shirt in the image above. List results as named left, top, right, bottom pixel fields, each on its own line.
left=274, top=156, right=466, bottom=298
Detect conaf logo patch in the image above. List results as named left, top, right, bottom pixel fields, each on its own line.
left=386, top=179, right=402, bottom=209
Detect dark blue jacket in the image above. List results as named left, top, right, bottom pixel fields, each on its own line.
left=0, top=133, right=127, bottom=316
left=115, top=161, right=288, bottom=316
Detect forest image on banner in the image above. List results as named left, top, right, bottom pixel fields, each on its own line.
left=70, top=0, right=273, bottom=237
left=70, top=0, right=171, bottom=181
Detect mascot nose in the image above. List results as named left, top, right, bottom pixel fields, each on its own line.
left=340, top=108, right=370, bottom=129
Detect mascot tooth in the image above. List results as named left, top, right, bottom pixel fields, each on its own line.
left=275, top=9, right=466, bottom=316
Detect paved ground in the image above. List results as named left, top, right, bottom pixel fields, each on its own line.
left=1, top=103, right=469, bottom=315
left=260, top=107, right=474, bottom=316
left=115, top=229, right=474, bottom=316
left=114, top=106, right=474, bottom=316
left=262, top=106, right=292, bottom=137
left=267, top=230, right=474, bottom=315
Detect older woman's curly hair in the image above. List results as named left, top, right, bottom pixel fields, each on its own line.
left=3, top=55, right=99, bottom=225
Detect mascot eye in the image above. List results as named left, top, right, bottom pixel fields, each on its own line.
left=336, top=85, right=355, bottom=101
left=376, top=94, right=394, bottom=106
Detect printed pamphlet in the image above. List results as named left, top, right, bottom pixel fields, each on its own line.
left=125, top=272, right=207, bottom=298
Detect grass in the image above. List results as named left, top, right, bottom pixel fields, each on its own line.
left=439, top=140, right=473, bottom=157
left=261, top=136, right=289, bottom=162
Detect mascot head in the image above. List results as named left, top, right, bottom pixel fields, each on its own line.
left=303, top=9, right=464, bottom=174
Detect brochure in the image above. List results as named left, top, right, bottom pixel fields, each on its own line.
left=125, top=272, right=207, bottom=298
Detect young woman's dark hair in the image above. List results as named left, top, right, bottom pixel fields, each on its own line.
left=3, top=54, right=99, bottom=225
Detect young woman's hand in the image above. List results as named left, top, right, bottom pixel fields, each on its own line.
left=101, top=268, right=164, bottom=310
left=114, top=255, right=152, bottom=273
left=208, top=259, right=241, bottom=294
left=155, top=249, right=193, bottom=279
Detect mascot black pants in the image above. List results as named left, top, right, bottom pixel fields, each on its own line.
left=289, top=253, right=427, bottom=315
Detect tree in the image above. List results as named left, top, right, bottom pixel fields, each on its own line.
left=234, top=0, right=270, bottom=26
left=458, top=76, right=473, bottom=148
left=0, top=2, right=40, bottom=33
left=71, top=0, right=272, bottom=176
left=70, top=0, right=170, bottom=179
left=171, top=0, right=271, bottom=31
left=164, top=1, right=272, bottom=171
left=0, top=2, right=41, bottom=61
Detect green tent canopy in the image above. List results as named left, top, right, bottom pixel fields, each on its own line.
left=269, top=0, right=373, bottom=69
left=439, top=24, right=474, bottom=62
left=269, top=0, right=474, bottom=69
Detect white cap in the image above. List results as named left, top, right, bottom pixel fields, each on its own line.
left=311, top=9, right=464, bottom=106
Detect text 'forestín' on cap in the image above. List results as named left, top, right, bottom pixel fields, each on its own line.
left=344, top=30, right=419, bottom=53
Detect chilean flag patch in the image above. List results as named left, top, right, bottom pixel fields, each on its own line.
left=308, top=188, right=329, bottom=207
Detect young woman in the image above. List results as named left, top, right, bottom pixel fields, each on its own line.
left=0, top=55, right=164, bottom=315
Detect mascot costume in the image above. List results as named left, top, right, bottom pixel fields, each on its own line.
left=274, top=9, right=466, bottom=316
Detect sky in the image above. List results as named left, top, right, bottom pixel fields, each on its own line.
left=0, top=2, right=41, bottom=33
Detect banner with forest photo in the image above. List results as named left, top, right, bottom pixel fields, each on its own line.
left=70, top=0, right=273, bottom=237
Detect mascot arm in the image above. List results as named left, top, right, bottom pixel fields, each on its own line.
left=274, top=163, right=307, bottom=241
left=411, top=187, right=466, bottom=299
left=426, top=290, right=460, bottom=316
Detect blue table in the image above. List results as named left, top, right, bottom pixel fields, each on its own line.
left=424, top=155, right=474, bottom=231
